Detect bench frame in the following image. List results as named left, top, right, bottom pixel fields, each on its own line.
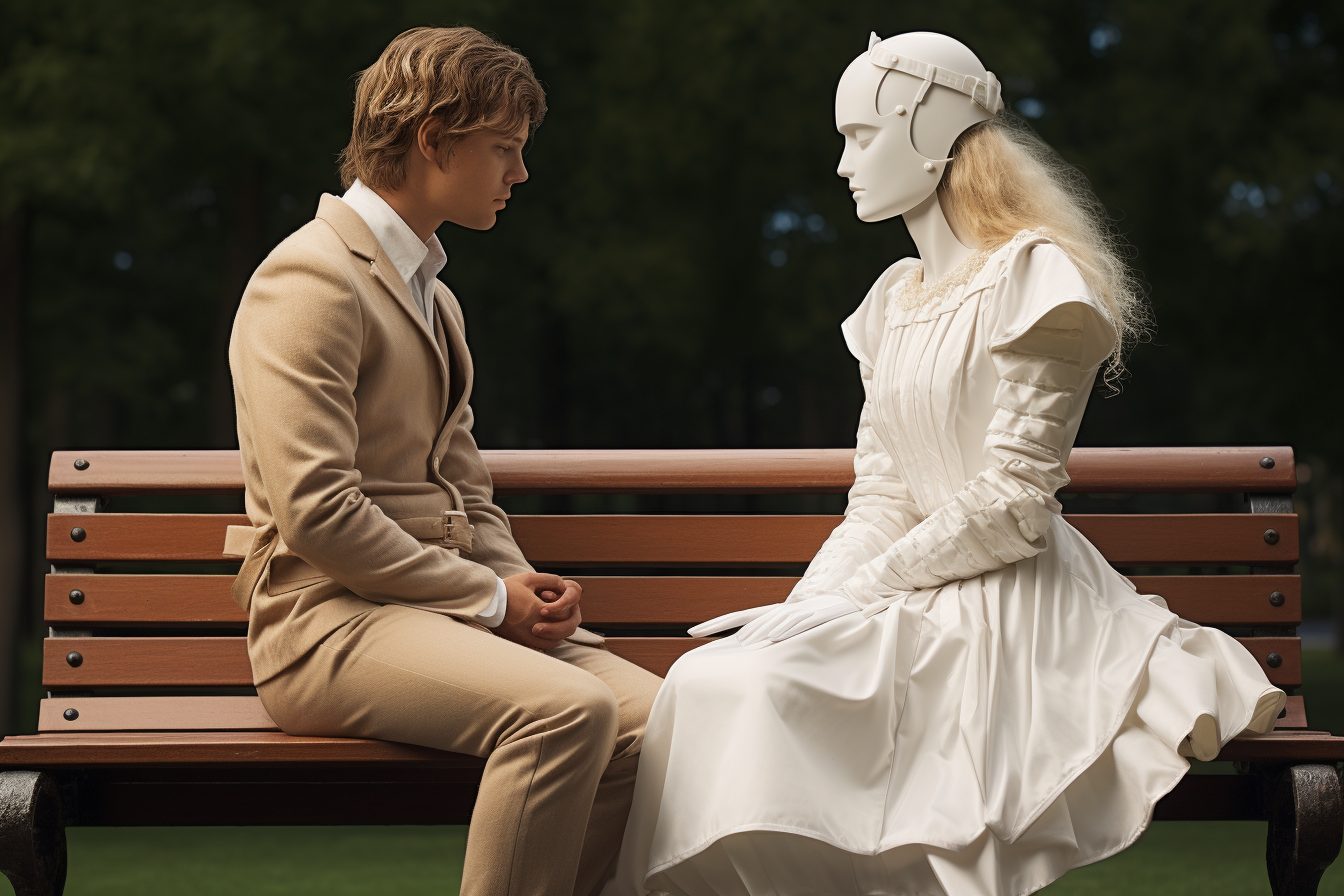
left=1, top=447, right=1342, bottom=896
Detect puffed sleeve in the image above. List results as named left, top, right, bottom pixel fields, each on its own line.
left=836, top=239, right=1117, bottom=606
left=788, top=261, right=925, bottom=602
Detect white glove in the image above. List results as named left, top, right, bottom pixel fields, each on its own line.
left=688, top=604, right=777, bottom=638
left=735, top=594, right=860, bottom=647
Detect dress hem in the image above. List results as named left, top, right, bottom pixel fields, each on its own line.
left=642, top=679, right=1283, bottom=893
left=643, top=761, right=1191, bottom=896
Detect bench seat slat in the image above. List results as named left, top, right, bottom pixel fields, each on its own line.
left=4, top=727, right=1337, bottom=769
left=0, top=731, right=478, bottom=766
left=44, top=573, right=1303, bottom=628
left=39, top=693, right=1307, bottom=734
left=47, top=513, right=1300, bottom=566
left=40, top=696, right=279, bottom=732
left=41, top=635, right=1304, bottom=688
left=48, top=447, right=1298, bottom=496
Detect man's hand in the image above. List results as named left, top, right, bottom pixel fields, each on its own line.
left=495, top=573, right=583, bottom=651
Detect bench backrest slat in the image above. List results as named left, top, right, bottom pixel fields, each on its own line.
left=48, top=447, right=1298, bottom=496
left=43, top=573, right=1303, bottom=628
left=41, top=634, right=1303, bottom=690
left=48, top=512, right=1301, bottom=567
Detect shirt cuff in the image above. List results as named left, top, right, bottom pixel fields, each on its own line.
left=475, top=576, right=508, bottom=629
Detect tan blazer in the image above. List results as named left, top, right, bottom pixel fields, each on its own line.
left=229, top=194, right=571, bottom=684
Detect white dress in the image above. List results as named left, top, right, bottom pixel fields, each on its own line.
left=603, top=230, right=1286, bottom=896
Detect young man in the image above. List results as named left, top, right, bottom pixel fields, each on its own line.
left=226, top=27, right=661, bottom=896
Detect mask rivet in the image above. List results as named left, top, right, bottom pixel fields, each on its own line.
left=891, top=54, right=899, bottom=63
left=895, top=105, right=907, bottom=115
left=924, top=162, right=936, bottom=172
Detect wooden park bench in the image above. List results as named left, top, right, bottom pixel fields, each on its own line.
left=0, top=446, right=1341, bottom=895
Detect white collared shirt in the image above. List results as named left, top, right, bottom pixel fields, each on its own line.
left=341, top=180, right=508, bottom=628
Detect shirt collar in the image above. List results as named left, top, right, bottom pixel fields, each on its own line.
left=341, top=179, right=447, bottom=287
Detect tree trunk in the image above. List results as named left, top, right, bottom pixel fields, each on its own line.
left=0, top=207, right=29, bottom=735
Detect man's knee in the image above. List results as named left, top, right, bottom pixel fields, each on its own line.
left=568, top=675, right=621, bottom=745
left=515, top=667, right=620, bottom=755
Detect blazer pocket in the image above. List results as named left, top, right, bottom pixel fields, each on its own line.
left=265, top=554, right=329, bottom=596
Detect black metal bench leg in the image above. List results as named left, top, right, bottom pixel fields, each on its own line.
left=1267, top=764, right=1344, bottom=896
left=0, top=772, right=67, bottom=896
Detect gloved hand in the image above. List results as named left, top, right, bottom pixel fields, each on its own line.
left=735, top=594, right=860, bottom=647
left=687, top=604, right=777, bottom=638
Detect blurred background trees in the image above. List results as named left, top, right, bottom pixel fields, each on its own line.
left=1, top=0, right=1341, bottom=733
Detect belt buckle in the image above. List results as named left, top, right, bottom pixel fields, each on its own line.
left=441, top=510, right=474, bottom=553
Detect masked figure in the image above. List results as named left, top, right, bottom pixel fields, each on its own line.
left=602, top=31, right=1286, bottom=896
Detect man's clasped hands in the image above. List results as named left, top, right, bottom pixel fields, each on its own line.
left=500, top=575, right=895, bottom=652
left=497, top=573, right=584, bottom=651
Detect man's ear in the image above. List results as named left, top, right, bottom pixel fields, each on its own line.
left=416, top=118, right=449, bottom=170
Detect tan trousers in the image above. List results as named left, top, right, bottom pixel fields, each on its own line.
left=255, top=602, right=663, bottom=896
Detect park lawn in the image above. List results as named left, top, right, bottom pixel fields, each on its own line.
left=5, top=648, right=1342, bottom=896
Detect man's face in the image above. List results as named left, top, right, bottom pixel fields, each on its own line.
left=430, top=117, right=530, bottom=231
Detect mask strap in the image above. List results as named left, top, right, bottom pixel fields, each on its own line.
left=868, top=47, right=1004, bottom=115
left=913, top=73, right=935, bottom=107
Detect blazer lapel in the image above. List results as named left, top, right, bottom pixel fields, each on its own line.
left=315, top=194, right=450, bottom=419
left=432, top=282, right=474, bottom=450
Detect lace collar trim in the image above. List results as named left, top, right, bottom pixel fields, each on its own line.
left=884, top=227, right=1049, bottom=328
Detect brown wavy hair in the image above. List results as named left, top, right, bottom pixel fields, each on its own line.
left=338, top=26, right=546, bottom=191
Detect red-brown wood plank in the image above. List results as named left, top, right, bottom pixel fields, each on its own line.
left=1214, top=732, right=1344, bottom=762
left=35, top=692, right=1308, bottom=734
left=41, top=635, right=1302, bottom=689
left=1131, top=575, right=1300, bottom=626
left=509, top=516, right=839, bottom=566
left=1279, top=695, right=1307, bottom=729
left=46, top=574, right=245, bottom=625
left=0, top=731, right=479, bottom=767
left=46, top=572, right=1301, bottom=629
left=39, top=696, right=278, bottom=732
left=45, top=513, right=1300, bottom=566
left=47, top=514, right=250, bottom=563
left=49, top=447, right=1297, bottom=496
left=5, top=721, right=1336, bottom=772
left=44, top=638, right=254, bottom=688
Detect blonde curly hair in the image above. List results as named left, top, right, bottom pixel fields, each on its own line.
left=339, top=26, right=546, bottom=191
left=941, top=115, right=1151, bottom=386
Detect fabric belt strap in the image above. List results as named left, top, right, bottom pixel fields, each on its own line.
left=222, top=510, right=473, bottom=560
left=396, top=511, right=475, bottom=552
left=867, top=48, right=1004, bottom=115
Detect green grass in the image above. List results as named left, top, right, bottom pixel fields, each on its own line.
left=20, top=826, right=467, bottom=895
left=4, top=650, right=1341, bottom=895
left=1042, top=821, right=1344, bottom=895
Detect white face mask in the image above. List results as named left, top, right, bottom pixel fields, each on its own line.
left=835, top=32, right=1002, bottom=223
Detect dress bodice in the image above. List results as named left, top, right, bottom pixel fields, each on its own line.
left=841, top=229, right=1116, bottom=517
